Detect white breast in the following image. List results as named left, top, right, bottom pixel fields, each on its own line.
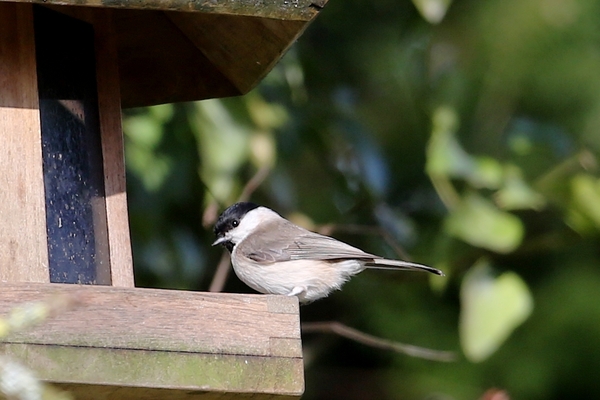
left=231, top=252, right=364, bottom=303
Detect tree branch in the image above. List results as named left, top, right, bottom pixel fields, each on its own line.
left=208, top=252, right=232, bottom=293
left=208, top=166, right=271, bottom=292
left=302, top=321, right=457, bottom=362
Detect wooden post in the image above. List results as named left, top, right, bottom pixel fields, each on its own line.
left=93, top=9, right=135, bottom=287
left=0, top=2, right=50, bottom=283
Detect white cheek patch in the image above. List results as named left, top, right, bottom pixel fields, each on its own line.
left=229, top=207, right=279, bottom=243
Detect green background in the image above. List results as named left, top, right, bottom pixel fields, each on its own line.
left=123, top=0, right=600, bottom=398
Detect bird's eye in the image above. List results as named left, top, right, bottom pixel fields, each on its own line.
left=232, top=220, right=239, bottom=227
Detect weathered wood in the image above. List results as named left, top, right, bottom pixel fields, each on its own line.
left=1, top=0, right=323, bottom=20
left=0, top=3, right=49, bottom=283
left=167, top=12, right=308, bottom=94
left=114, top=9, right=238, bottom=107
left=3, top=345, right=304, bottom=399
left=0, top=283, right=303, bottom=399
left=28, top=3, right=327, bottom=107
left=114, top=9, right=322, bottom=107
left=93, top=9, right=135, bottom=287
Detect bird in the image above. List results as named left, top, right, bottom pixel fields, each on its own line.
left=212, top=202, right=444, bottom=303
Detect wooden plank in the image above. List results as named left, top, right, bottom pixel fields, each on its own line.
left=0, top=284, right=303, bottom=399
left=0, top=3, right=49, bottom=283
left=93, top=9, right=135, bottom=287
left=167, top=12, right=309, bottom=94
left=0, top=0, right=325, bottom=20
left=0, top=283, right=302, bottom=358
left=2, top=344, right=304, bottom=399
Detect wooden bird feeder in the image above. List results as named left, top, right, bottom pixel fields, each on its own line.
left=0, top=0, right=326, bottom=398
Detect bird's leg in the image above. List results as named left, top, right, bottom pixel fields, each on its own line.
left=287, top=286, right=306, bottom=297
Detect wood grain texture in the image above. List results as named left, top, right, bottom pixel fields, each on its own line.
left=0, top=283, right=303, bottom=398
left=115, top=9, right=239, bottom=107
left=114, top=9, right=317, bottom=107
left=0, top=0, right=323, bottom=20
left=93, top=9, right=135, bottom=287
left=0, top=3, right=49, bottom=283
left=167, top=12, right=308, bottom=94
left=24, top=3, right=327, bottom=107
left=0, top=283, right=302, bottom=357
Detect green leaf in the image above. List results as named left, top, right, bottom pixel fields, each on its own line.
left=426, top=107, right=503, bottom=189
left=426, top=107, right=474, bottom=179
left=495, top=164, right=546, bottom=210
left=569, top=174, right=600, bottom=230
left=445, top=193, right=524, bottom=253
left=123, top=109, right=173, bottom=191
left=460, top=260, right=534, bottom=363
left=191, top=100, right=251, bottom=203
left=412, top=0, right=453, bottom=24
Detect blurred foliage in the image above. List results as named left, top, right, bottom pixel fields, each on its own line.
left=123, top=0, right=600, bottom=398
left=459, top=259, right=533, bottom=363
left=0, top=297, right=75, bottom=400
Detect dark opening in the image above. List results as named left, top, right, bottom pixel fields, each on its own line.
left=34, top=6, right=111, bottom=284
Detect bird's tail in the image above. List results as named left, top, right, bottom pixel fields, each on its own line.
left=366, top=258, right=444, bottom=276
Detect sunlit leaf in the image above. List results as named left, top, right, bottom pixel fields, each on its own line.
left=427, top=107, right=503, bottom=189
left=123, top=107, right=174, bottom=191
left=412, top=0, right=453, bottom=24
left=495, top=164, right=546, bottom=210
left=250, top=132, right=277, bottom=168
left=568, top=173, right=600, bottom=231
left=471, top=156, right=503, bottom=189
left=445, top=193, right=524, bottom=253
left=427, top=107, right=474, bottom=179
left=460, top=260, right=534, bottom=363
left=192, top=100, right=251, bottom=204
left=246, top=92, right=288, bottom=130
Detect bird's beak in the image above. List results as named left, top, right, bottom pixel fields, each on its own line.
left=212, top=237, right=227, bottom=246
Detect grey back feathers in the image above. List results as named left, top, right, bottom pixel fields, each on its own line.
left=237, top=218, right=377, bottom=263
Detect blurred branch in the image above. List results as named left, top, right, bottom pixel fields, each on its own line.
left=208, top=166, right=271, bottom=292
left=302, top=321, right=457, bottom=362
left=430, top=175, right=460, bottom=211
left=208, top=252, right=232, bottom=293
left=238, top=165, right=270, bottom=202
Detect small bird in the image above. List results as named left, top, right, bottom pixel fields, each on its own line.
left=213, top=202, right=443, bottom=303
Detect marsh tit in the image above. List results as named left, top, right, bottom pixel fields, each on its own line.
left=213, top=202, right=444, bottom=303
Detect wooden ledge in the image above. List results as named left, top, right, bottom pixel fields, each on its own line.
left=0, top=283, right=303, bottom=399
left=3, top=0, right=324, bottom=20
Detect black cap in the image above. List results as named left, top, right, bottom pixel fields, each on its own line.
left=213, top=202, right=260, bottom=238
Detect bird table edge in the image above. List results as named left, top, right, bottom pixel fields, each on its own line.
left=0, top=0, right=326, bottom=21
left=0, top=283, right=304, bottom=400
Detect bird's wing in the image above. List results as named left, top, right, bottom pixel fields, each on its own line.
left=236, top=220, right=377, bottom=264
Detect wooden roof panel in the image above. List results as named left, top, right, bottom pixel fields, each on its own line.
left=114, top=9, right=241, bottom=107
left=1, top=0, right=326, bottom=106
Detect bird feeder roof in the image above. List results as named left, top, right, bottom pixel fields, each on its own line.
left=6, top=0, right=326, bottom=107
